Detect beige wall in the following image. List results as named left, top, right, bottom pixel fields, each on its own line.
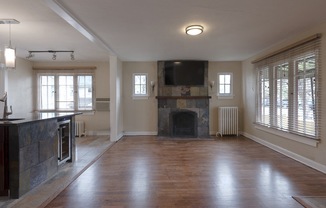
left=242, top=22, right=326, bottom=170
left=33, top=61, right=110, bottom=134
left=122, top=62, right=157, bottom=135
left=208, top=61, right=243, bottom=135
left=121, top=61, right=243, bottom=136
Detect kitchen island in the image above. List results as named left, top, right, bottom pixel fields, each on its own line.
left=0, top=112, right=80, bottom=199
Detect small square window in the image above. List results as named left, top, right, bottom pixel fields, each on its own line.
left=217, top=73, right=233, bottom=98
left=133, top=73, right=148, bottom=98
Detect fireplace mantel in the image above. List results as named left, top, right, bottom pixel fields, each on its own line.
left=156, top=96, right=211, bottom=99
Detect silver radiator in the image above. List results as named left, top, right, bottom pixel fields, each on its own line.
left=217, top=107, right=239, bottom=137
left=75, top=121, right=85, bottom=137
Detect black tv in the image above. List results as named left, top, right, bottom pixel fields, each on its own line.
left=164, top=60, right=207, bottom=86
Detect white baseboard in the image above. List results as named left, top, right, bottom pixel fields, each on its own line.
left=123, top=131, right=158, bottom=136
left=86, top=130, right=110, bottom=136
left=243, top=132, right=326, bottom=174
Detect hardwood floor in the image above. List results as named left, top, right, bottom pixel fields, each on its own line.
left=45, top=136, right=326, bottom=208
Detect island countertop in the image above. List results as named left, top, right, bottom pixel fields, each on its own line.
left=0, top=112, right=82, bottom=125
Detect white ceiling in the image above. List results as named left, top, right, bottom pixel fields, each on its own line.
left=1, top=0, right=326, bottom=62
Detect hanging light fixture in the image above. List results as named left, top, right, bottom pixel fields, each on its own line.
left=185, top=25, right=204, bottom=36
left=0, top=19, right=20, bottom=69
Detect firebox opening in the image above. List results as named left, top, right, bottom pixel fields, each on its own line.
left=170, top=111, right=197, bottom=137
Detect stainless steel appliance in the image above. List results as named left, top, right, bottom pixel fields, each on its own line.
left=58, top=119, right=71, bottom=165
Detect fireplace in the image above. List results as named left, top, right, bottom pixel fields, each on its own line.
left=170, top=110, right=197, bottom=137
left=156, top=60, right=210, bottom=139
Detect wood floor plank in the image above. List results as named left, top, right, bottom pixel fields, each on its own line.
left=45, top=136, right=326, bottom=208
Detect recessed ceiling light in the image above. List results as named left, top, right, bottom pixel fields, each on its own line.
left=185, top=25, right=204, bottom=36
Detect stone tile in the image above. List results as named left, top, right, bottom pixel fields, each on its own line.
left=19, top=169, right=31, bottom=197
left=186, top=100, right=196, bottom=108
left=18, top=124, right=32, bottom=148
left=39, top=138, right=56, bottom=162
left=19, top=144, right=39, bottom=172
left=166, top=99, right=176, bottom=108
left=44, top=157, right=58, bottom=180
left=180, top=86, right=191, bottom=96
left=30, top=163, right=47, bottom=190
left=199, top=87, right=208, bottom=96
left=158, top=99, right=167, bottom=108
left=198, top=108, right=209, bottom=127
left=177, top=99, right=187, bottom=108
left=196, top=99, right=209, bottom=108
left=190, top=87, right=200, bottom=96
left=198, top=127, right=209, bottom=137
left=162, top=87, right=172, bottom=96
left=172, top=87, right=181, bottom=96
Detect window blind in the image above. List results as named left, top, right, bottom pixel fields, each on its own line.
left=254, top=34, right=321, bottom=140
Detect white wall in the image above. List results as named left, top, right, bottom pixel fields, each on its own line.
left=0, top=58, right=34, bottom=117
left=242, top=22, right=326, bottom=171
left=33, top=61, right=110, bottom=135
left=8, top=58, right=34, bottom=115
left=109, top=56, right=124, bottom=141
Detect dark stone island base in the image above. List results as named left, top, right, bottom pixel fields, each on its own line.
left=0, top=112, right=80, bottom=198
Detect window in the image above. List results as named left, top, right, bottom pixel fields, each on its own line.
left=133, top=73, right=148, bottom=97
left=255, top=35, right=321, bottom=139
left=37, top=72, right=94, bottom=111
left=217, top=73, right=233, bottom=97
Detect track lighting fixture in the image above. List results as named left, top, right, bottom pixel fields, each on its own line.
left=26, top=51, right=34, bottom=59
left=26, top=50, right=75, bottom=60
left=70, top=52, right=75, bottom=60
left=52, top=52, right=56, bottom=60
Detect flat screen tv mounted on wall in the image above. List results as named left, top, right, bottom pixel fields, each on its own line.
left=164, top=60, right=207, bottom=86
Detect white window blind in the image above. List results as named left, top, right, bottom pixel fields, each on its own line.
left=254, top=34, right=321, bottom=140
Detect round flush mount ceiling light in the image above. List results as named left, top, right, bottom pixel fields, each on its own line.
left=185, top=25, right=204, bottom=36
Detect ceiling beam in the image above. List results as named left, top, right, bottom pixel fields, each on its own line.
left=44, top=0, right=117, bottom=56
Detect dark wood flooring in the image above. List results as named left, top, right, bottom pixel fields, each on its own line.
left=45, top=136, right=326, bottom=208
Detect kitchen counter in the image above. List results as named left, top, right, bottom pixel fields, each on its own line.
left=0, top=112, right=81, bottom=199
left=0, top=112, right=81, bottom=125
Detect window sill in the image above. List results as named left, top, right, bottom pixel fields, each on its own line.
left=254, top=124, right=319, bottom=147
left=132, top=95, right=149, bottom=100
left=217, top=95, right=234, bottom=99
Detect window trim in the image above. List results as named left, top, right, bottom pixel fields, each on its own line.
left=132, top=73, right=149, bottom=99
left=36, top=72, right=95, bottom=112
left=217, top=72, right=233, bottom=98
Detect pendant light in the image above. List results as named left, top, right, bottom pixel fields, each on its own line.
left=0, top=19, right=19, bottom=69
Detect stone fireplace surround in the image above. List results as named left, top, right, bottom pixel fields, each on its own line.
left=156, top=61, right=210, bottom=138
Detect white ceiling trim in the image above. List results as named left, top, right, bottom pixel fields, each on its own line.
left=44, top=0, right=117, bottom=57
